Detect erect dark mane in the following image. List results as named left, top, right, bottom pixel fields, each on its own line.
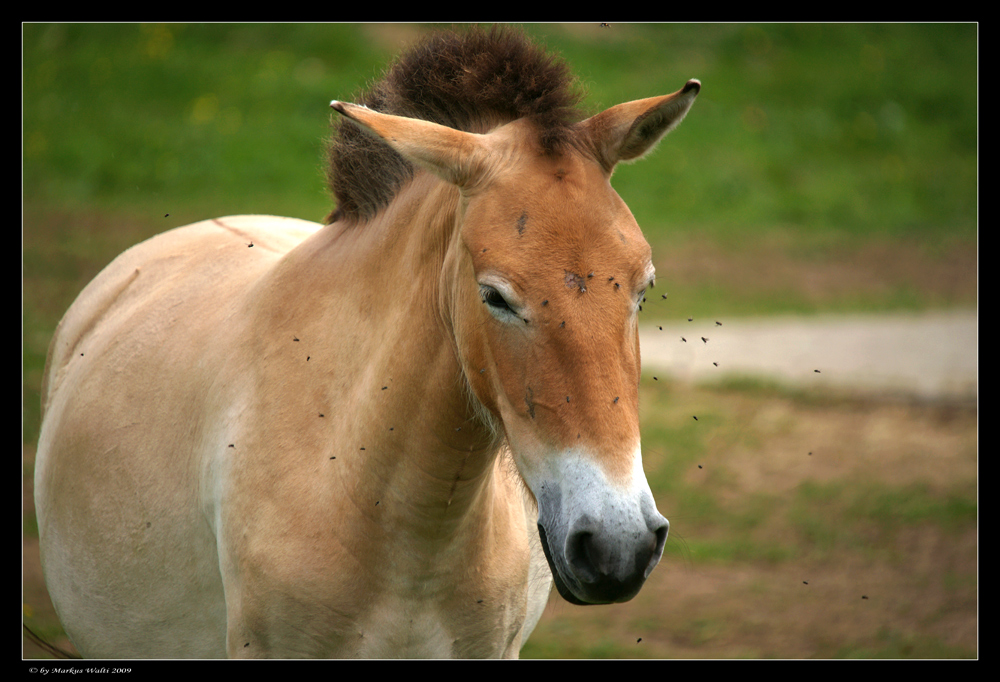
left=324, top=25, right=585, bottom=224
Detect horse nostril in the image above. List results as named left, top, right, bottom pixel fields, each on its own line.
left=567, top=530, right=600, bottom=583
left=646, top=522, right=668, bottom=577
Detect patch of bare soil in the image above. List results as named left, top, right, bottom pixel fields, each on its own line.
left=712, top=395, right=977, bottom=498
left=651, top=232, right=977, bottom=310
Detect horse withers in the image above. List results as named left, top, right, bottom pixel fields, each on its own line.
left=34, top=27, right=700, bottom=658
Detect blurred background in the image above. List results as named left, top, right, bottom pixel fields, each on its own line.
left=23, top=23, right=977, bottom=658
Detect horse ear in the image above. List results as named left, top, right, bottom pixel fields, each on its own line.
left=580, top=79, right=700, bottom=171
left=330, top=101, right=489, bottom=188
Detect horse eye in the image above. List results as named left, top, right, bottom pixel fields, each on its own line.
left=637, top=288, right=648, bottom=308
left=481, top=286, right=512, bottom=313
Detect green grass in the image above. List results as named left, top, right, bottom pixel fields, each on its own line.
left=22, top=23, right=977, bottom=342
left=788, top=480, right=979, bottom=556
left=23, top=23, right=977, bottom=239
left=557, top=23, right=976, bottom=242
left=23, top=23, right=373, bottom=220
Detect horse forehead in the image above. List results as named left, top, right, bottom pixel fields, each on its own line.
left=466, top=152, right=647, bottom=261
left=509, top=150, right=617, bottom=212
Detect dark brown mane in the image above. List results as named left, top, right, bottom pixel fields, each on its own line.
left=325, top=25, right=585, bottom=224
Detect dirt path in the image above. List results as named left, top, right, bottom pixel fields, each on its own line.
left=640, top=309, right=977, bottom=401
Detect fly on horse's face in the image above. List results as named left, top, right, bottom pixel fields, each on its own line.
left=333, top=79, right=698, bottom=604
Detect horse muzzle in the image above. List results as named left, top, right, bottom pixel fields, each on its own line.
left=533, top=453, right=668, bottom=605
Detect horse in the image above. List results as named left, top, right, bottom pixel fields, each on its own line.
left=34, top=26, right=700, bottom=658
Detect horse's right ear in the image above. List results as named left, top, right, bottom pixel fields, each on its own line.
left=580, top=79, right=700, bottom=172
left=331, top=101, right=492, bottom=189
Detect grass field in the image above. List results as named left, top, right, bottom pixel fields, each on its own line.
left=22, top=23, right=977, bottom=659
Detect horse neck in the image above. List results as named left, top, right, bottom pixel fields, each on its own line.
left=304, top=174, right=506, bottom=529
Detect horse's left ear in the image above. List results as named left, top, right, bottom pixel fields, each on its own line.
left=331, top=101, right=491, bottom=189
left=580, top=79, right=700, bottom=172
